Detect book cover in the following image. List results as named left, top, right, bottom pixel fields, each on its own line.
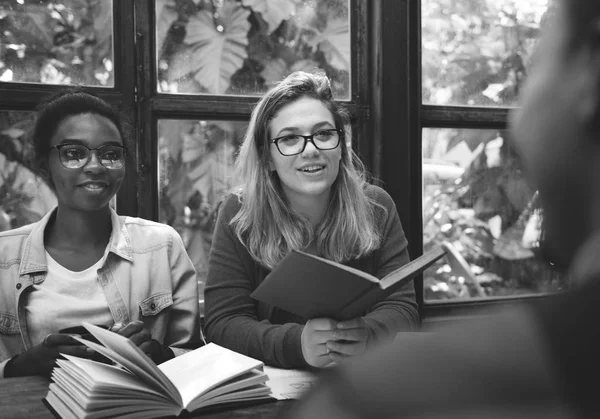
left=44, top=323, right=275, bottom=418
left=251, top=246, right=446, bottom=321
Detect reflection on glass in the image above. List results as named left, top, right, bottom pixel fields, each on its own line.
left=155, top=0, right=350, bottom=98
left=0, top=1, right=114, bottom=86
left=421, top=0, right=549, bottom=107
left=0, top=111, right=57, bottom=231
left=158, top=119, right=247, bottom=311
left=422, top=128, right=566, bottom=301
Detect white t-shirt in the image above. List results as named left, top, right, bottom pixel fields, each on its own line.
left=25, top=251, right=113, bottom=346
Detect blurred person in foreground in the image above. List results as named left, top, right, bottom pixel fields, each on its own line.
left=282, top=0, right=600, bottom=417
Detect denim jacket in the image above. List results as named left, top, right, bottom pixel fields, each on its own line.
left=0, top=208, right=201, bottom=372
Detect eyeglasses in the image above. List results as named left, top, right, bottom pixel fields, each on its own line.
left=51, top=144, right=126, bottom=169
left=270, top=128, right=342, bottom=156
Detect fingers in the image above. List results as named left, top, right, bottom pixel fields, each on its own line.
left=114, top=320, right=144, bottom=337
left=330, top=327, right=368, bottom=342
left=327, top=351, right=349, bottom=363
left=336, top=318, right=365, bottom=330
left=115, top=321, right=152, bottom=346
left=56, top=344, right=96, bottom=359
left=307, top=318, right=337, bottom=331
left=326, top=339, right=366, bottom=356
left=42, top=333, right=83, bottom=347
left=302, top=319, right=339, bottom=368
left=110, top=322, right=125, bottom=333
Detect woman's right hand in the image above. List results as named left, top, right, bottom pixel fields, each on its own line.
left=301, top=318, right=337, bottom=368
left=5, top=334, right=94, bottom=378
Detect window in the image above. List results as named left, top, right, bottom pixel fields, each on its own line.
left=371, top=1, right=565, bottom=320
left=419, top=0, right=566, bottom=304
left=0, top=0, right=367, bottom=315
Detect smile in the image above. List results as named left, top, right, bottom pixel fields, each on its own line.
left=299, top=165, right=325, bottom=173
left=78, top=182, right=109, bottom=191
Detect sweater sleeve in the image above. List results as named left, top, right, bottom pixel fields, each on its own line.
left=362, top=188, right=420, bottom=345
left=203, top=196, right=308, bottom=369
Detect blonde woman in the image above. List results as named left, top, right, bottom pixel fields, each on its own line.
left=204, top=71, right=418, bottom=369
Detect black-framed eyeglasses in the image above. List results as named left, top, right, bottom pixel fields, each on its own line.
left=270, top=128, right=342, bottom=156
left=50, top=144, right=126, bottom=169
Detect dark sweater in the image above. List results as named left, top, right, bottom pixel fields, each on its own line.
left=203, top=184, right=419, bottom=368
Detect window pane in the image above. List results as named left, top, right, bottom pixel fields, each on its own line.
left=421, top=0, right=549, bottom=107
left=158, top=119, right=246, bottom=313
left=156, top=0, right=350, bottom=99
left=422, top=128, right=566, bottom=300
left=0, top=111, right=57, bottom=231
left=0, top=0, right=114, bottom=86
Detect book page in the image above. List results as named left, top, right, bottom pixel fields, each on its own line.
left=158, top=343, right=265, bottom=408
left=80, top=323, right=181, bottom=404
left=264, top=366, right=319, bottom=400
left=57, top=355, right=172, bottom=403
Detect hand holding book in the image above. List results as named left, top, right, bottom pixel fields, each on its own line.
left=251, top=246, right=447, bottom=321
left=301, top=317, right=368, bottom=368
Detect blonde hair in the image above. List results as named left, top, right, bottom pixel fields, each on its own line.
left=231, top=71, right=384, bottom=269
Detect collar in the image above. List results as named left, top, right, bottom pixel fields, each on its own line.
left=18, top=207, right=133, bottom=276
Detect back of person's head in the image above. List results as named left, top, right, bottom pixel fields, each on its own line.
left=231, top=71, right=382, bottom=268
left=31, top=88, right=125, bottom=186
left=563, top=0, right=600, bottom=42
left=510, top=0, right=600, bottom=271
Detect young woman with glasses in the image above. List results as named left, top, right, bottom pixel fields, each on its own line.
left=0, top=89, right=201, bottom=378
left=204, top=71, right=419, bottom=369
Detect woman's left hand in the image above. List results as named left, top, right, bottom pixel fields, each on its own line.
left=326, top=317, right=369, bottom=363
left=111, top=321, right=174, bottom=364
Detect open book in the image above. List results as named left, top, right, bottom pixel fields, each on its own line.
left=44, top=323, right=273, bottom=419
left=251, top=246, right=446, bottom=321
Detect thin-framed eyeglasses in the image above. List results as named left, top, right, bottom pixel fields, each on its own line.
left=270, top=128, right=342, bottom=156
left=50, top=143, right=126, bottom=169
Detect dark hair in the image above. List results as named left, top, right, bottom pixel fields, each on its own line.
left=563, top=0, right=600, bottom=43
left=31, top=88, right=126, bottom=185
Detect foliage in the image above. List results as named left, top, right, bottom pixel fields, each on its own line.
left=0, top=112, right=57, bottom=230
left=423, top=135, right=567, bottom=300
left=156, top=0, right=350, bottom=96
left=421, top=0, right=553, bottom=106
left=0, top=0, right=113, bottom=85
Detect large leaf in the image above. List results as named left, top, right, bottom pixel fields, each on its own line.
left=178, top=2, right=251, bottom=94
left=241, top=0, right=294, bottom=34
left=309, top=17, right=350, bottom=72
left=260, top=58, right=319, bottom=87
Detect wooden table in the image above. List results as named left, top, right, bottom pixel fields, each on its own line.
left=0, top=377, right=295, bottom=418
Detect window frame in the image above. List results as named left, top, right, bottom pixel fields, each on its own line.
left=0, top=1, right=138, bottom=215
left=132, top=0, right=372, bottom=221
left=374, top=0, right=549, bottom=322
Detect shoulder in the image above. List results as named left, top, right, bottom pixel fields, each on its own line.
left=216, top=193, right=243, bottom=223
left=0, top=222, right=37, bottom=261
left=120, top=216, right=183, bottom=245
left=364, top=183, right=395, bottom=209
